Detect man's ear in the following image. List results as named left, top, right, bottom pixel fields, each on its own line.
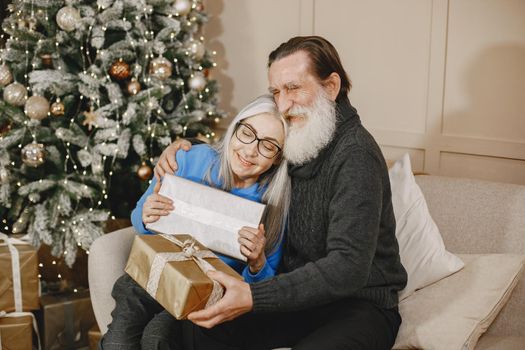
left=323, top=72, right=341, bottom=102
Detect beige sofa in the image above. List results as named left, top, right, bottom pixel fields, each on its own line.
left=89, top=175, right=525, bottom=349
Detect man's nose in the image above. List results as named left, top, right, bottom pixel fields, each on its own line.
left=276, top=94, right=292, bottom=114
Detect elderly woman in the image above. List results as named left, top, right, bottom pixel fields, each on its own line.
left=101, top=95, right=290, bottom=350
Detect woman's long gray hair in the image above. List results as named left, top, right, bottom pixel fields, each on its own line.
left=208, top=95, right=290, bottom=255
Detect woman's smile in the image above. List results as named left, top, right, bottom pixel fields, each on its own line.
left=237, top=152, right=255, bottom=168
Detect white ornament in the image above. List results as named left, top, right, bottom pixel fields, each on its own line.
left=174, top=0, right=192, bottom=16
left=56, top=6, right=80, bottom=32
left=186, top=40, right=205, bottom=60
left=188, top=73, right=206, bottom=91
left=3, top=82, right=28, bottom=106
left=25, top=95, right=50, bottom=120
left=0, top=64, right=13, bottom=86
left=149, top=57, right=173, bottom=80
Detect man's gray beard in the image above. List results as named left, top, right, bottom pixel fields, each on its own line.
left=283, top=93, right=337, bottom=166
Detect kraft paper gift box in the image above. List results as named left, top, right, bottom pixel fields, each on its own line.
left=146, top=174, right=266, bottom=261
left=125, top=234, right=243, bottom=320
left=0, top=314, right=33, bottom=350
left=0, top=233, right=39, bottom=312
left=36, top=290, right=96, bottom=350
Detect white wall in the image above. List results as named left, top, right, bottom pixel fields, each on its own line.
left=204, top=0, right=525, bottom=185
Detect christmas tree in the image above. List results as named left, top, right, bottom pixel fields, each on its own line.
left=0, top=0, right=222, bottom=266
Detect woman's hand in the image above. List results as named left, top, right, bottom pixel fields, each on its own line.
left=154, top=139, right=192, bottom=180
left=238, top=224, right=267, bottom=273
left=142, top=181, right=174, bottom=224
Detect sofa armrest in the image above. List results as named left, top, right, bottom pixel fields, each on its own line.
left=88, top=227, right=136, bottom=334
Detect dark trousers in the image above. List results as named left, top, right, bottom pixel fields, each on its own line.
left=192, top=297, right=401, bottom=350
left=100, top=273, right=189, bottom=350
left=101, top=274, right=401, bottom=350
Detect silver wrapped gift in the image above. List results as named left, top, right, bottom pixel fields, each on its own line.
left=146, top=174, right=266, bottom=261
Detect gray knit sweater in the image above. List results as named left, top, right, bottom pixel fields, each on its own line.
left=251, top=98, right=407, bottom=312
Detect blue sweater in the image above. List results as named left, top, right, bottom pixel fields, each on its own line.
left=131, top=144, right=282, bottom=283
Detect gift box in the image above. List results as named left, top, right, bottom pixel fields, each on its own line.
left=88, top=324, right=101, bottom=350
left=146, top=174, right=266, bottom=261
left=36, top=290, right=96, bottom=350
left=125, top=234, right=242, bottom=319
left=0, top=234, right=39, bottom=312
left=0, top=314, right=33, bottom=350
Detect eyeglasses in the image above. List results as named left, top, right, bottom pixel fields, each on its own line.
left=234, top=123, right=282, bottom=159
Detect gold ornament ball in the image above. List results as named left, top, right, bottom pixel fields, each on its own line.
left=21, top=142, right=46, bottom=167
left=56, top=6, right=80, bottom=32
left=149, top=57, right=173, bottom=80
left=0, top=64, right=13, bottom=86
left=109, top=59, right=131, bottom=80
left=127, top=79, right=141, bottom=95
left=25, top=95, right=50, bottom=120
left=174, top=0, right=192, bottom=16
left=188, top=73, right=206, bottom=91
left=137, top=163, right=153, bottom=180
left=3, top=82, right=28, bottom=106
left=50, top=100, right=65, bottom=116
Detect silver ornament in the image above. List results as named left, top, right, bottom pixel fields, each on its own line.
left=25, top=95, right=50, bottom=120
left=56, top=6, right=80, bottom=32
left=149, top=57, right=173, bottom=80
left=0, top=64, right=13, bottom=86
left=186, top=40, right=205, bottom=60
left=188, top=73, right=206, bottom=91
left=21, top=142, right=46, bottom=167
left=3, top=82, right=28, bottom=106
left=174, top=0, right=192, bottom=16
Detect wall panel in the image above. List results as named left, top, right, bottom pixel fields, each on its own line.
left=204, top=0, right=525, bottom=185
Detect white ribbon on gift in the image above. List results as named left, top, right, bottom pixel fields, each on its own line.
left=146, top=234, right=224, bottom=309
left=170, top=197, right=255, bottom=236
left=0, top=310, right=41, bottom=350
left=0, top=232, right=33, bottom=312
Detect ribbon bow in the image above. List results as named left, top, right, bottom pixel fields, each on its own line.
left=146, top=234, right=224, bottom=309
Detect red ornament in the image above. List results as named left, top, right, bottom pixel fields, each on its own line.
left=203, top=69, right=210, bottom=78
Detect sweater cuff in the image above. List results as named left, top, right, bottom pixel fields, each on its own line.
left=250, top=278, right=279, bottom=312
left=242, top=260, right=272, bottom=283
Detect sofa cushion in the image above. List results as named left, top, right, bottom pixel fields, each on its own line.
left=393, top=254, right=525, bottom=350
left=389, top=154, right=464, bottom=300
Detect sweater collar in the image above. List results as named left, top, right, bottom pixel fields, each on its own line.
left=288, top=97, right=360, bottom=179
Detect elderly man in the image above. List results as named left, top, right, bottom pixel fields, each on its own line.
left=155, top=36, right=407, bottom=350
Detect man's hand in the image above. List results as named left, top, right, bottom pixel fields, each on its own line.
left=188, top=270, right=253, bottom=328
left=154, top=139, right=192, bottom=180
